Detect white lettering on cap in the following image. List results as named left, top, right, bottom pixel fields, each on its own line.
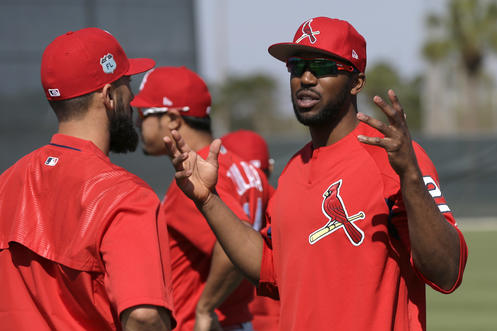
left=100, top=53, right=116, bottom=74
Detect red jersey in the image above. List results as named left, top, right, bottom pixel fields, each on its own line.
left=0, top=134, right=175, bottom=330
left=163, top=145, right=271, bottom=330
left=224, top=150, right=280, bottom=331
left=258, top=122, right=468, bottom=331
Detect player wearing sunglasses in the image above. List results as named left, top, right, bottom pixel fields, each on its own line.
left=163, top=17, right=467, bottom=331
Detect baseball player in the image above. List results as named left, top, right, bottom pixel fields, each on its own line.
left=221, top=130, right=274, bottom=179
left=221, top=130, right=279, bottom=331
left=132, top=66, right=272, bottom=331
left=0, top=28, right=175, bottom=330
left=162, top=17, right=468, bottom=331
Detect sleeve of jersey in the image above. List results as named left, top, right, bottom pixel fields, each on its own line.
left=99, top=186, right=176, bottom=322
left=216, top=170, right=250, bottom=223
left=389, top=143, right=468, bottom=294
left=256, top=199, right=280, bottom=300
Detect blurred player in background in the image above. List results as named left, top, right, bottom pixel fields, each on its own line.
left=162, top=17, right=468, bottom=331
left=0, top=28, right=175, bottom=330
left=132, top=66, right=272, bottom=331
left=221, top=130, right=279, bottom=331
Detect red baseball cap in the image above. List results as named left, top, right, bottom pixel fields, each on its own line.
left=41, top=27, right=155, bottom=100
left=268, top=17, right=366, bottom=72
left=130, top=66, right=211, bottom=118
left=221, top=130, right=271, bottom=171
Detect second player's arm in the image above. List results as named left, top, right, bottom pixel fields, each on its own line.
left=195, top=240, right=249, bottom=331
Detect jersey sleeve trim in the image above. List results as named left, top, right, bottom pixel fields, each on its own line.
left=256, top=238, right=280, bottom=300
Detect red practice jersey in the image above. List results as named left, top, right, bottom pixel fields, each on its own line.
left=0, top=134, right=175, bottom=330
left=258, top=122, right=468, bottom=331
left=163, top=145, right=271, bottom=331
left=224, top=148, right=280, bottom=331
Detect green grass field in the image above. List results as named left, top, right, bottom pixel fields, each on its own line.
left=427, top=230, right=497, bottom=331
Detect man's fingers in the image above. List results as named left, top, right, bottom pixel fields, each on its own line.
left=206, top=139, right=222, bottom=165
left=171, top=130, right=192, bottom=154
left=357, top=134, right=387, bottom=147
left=163, top=135, right=179, bottom=158
left=171, top=152, right=188, bottom=170
left=373, top=92, right=405, bottom=125
left=357, top=112, right=391, bottom=135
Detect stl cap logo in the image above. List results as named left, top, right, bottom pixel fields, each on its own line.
left=100, top=53, right=117, bottom=74
left=295, top=19, right=320, bottom=44
left=352, top=49, right=359, bottom=60
left=309, top=179, right=366, bottom=246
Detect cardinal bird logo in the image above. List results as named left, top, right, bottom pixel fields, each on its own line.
left=309, top=179, right=366, bottom=246
left=295, top=19, right=320, bottom=44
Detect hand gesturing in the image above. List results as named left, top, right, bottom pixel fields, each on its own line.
left=163, top=130, right=221, bottom=205
left=356, top=89, right=419, bottom=178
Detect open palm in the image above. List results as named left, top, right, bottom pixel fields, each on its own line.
left=163, top=130, right=221, bottom=205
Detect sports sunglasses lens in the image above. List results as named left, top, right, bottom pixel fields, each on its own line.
left=309, top=60, right=338, bottom=77
left=287, top=59, right=306, bottom=77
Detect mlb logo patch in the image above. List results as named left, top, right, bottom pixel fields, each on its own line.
left=45, top=157, right=59, bottom=167
left=48, top=89, right=60, bottom=97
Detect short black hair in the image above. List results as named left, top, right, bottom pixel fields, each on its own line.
left=48, top=91, right=95, bottom=122
left=47, top=77, right=126, bottom=122
left=182, top=115, right=212, bottom=133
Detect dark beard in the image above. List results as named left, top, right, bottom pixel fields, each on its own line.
left=108, top=98, right=139, bottom=154
left=292, top=84, right=350, bottom=127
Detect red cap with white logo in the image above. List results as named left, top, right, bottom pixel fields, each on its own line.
left=268, top=17, right=366, bottom=72
left=130, top=66, right=211, bottom=118
left=41, top=27, right=155, bottom=100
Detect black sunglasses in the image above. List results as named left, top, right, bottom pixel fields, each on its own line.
left=286, top=57, right=357, bottom=78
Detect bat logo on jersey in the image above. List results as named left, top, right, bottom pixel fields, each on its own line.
left=100, top=53, right=116, bottom=74
left=309, top=179, right=365, bottom=246
left=295, top=19, right=320, bottom=44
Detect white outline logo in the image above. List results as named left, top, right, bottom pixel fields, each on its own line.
left=100, top=53, right=117, bottom=74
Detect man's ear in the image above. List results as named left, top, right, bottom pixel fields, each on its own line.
left=350, top=73, right=366, bottom=96
left=165, top=109, right=182, bottom=130
left=102, top=83, right=115, bottom=110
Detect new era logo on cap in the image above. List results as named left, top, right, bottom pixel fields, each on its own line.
left=163, top=96, right=173, bottom=106
left=352, top=49, right=359, bottom=59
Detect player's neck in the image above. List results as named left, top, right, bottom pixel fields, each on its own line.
left=309, top=109, right=359, bottom=149
left=179, top=126, right=213, bottom=152
left=57, top=109, right=110, bottom=155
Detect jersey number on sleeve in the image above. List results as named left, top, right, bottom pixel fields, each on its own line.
left=423, top=176, right=451, bottom=213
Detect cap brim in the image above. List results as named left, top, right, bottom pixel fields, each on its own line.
left=130, top=94, right=152, bottom=108
left=126, top=58, right=156, bottom=76
left=268, top=42, right=348, bottom=63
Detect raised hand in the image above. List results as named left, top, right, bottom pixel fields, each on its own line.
left=356, top=89, right=419, bottom=178
left=163, top=130, right=221, bottom=205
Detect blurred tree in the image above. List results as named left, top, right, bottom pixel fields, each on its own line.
left=422, top=0, right=497, bottom=132
left=363, top=62, right=423, bottom=132
left=210, top=73, right=304, bottom=135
